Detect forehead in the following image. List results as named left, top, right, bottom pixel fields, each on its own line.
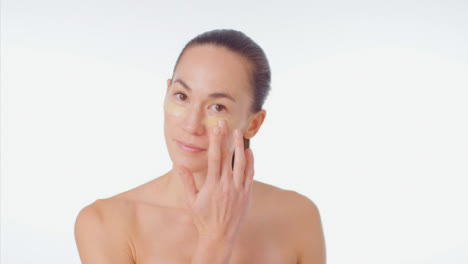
left=173, top=45, right=253, bottom=99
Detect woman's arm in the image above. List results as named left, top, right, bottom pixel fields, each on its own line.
left=74, top=201, right=135, bottom=264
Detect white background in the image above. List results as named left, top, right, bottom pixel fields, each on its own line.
left=1, top=0, right=467, bottom=263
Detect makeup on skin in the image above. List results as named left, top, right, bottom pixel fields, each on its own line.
left=163, top=95, right=233, bottom=130
left=164, top=96, right=248, bottom=168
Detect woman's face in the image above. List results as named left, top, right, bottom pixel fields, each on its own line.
left=164, top=44, right=257, bottom=172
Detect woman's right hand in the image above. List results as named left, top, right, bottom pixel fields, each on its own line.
left=176, top=119, right=255, bottom=245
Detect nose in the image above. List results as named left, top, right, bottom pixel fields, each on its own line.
left=182, top=104, right=206, bottom=135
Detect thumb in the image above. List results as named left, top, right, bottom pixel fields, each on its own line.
left=176, top=165, right=198, bottom=205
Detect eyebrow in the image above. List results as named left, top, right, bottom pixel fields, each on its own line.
left=173, top=78, right=236, bottom=103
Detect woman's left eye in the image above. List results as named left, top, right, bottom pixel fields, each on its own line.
left=211, top=104, right=226, bottom=112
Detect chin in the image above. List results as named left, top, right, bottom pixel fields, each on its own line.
left=167, top=140, right=208, bottom=172
left=173, top=157, right=208, bottom=173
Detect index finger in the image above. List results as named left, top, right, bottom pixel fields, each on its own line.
left=206, top=124, right=221, bottom=185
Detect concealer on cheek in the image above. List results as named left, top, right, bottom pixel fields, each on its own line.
left=164, top=97, right=186, bottom=117
left=201, top=116, right=232, bottom=131
left=164, top=97, right=233, bottom=130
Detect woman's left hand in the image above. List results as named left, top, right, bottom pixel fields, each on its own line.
left=176, top=119, right=255, bottom=245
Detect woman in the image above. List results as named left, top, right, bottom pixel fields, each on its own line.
left=75, top=29, right=326, bottom=264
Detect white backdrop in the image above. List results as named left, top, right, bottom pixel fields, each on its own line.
left=1, top=0, right=467, bottom=263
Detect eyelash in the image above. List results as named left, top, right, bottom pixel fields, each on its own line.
left=174, top=92, right=227, bottom=113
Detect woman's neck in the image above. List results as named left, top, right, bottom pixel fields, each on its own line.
left=161, top=166, right=208, bottom=209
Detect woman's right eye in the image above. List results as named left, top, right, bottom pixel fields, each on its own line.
left=174, top=92, right=187, bottom=101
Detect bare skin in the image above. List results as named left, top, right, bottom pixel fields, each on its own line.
left=74, top=44, right=326, bottom=263
left=75, top=178, right=325, bottom=263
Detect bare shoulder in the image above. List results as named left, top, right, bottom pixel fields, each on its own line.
left=252, top=180, right=317, bottom=212
left=76, top=196, right=137, bottom=224
left=253, top=181, right=326, bottom=264
left=282, top=191, right=326, bottom=264
left=74, top=198, right=137, bottom=263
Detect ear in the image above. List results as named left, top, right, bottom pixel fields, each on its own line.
left=243, top=109, right=267, bottom=139
left=166, top=78, right=172, bottom=93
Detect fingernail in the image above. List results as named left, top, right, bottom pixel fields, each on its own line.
left=235, top=129, right=241, bottom=137
left=213, top=126, right=219, bottom=135
left=218, top=119, right=225, bottom=127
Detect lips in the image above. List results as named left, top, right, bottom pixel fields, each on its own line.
left=176, top=140, right=206, bottom=152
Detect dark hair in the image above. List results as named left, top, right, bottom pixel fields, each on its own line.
left=171, top=29, right=271, bottom=114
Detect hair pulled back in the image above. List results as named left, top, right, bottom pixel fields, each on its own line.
left=171, top=29, right=271, bottom=114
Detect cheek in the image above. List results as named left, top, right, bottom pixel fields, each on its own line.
left=201, top=116, right=232, bottom=131
left=164, top=97, right=236, bottom=135
left=202, top=116, right=238, bottom=151
left=164, top=97, right=186, bottom=117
